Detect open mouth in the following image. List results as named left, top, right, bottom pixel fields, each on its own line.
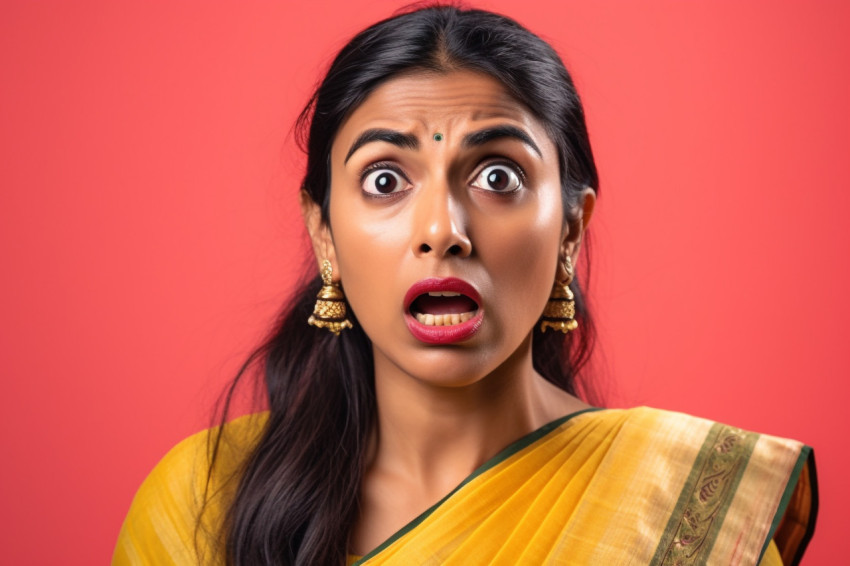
left=403, top=277, right=484, bottom=344
left=409, top=291, right=479, bottom=326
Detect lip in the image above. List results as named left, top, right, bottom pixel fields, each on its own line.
left=403, top=277, right=484, bottom=345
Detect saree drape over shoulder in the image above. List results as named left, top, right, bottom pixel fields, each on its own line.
left=114, top=407, right=817, bottom=565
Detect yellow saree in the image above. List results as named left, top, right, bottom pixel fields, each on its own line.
left=114, top=407, right=816, bottom=565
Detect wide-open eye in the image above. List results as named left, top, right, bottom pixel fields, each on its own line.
left=471, top=163, right=522, bottom=193
left=361, top=166, right=409, bottom=195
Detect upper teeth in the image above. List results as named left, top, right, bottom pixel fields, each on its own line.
left=427, top=291, right=461, bottom=297
left=415, top=312, right=475, bottom=326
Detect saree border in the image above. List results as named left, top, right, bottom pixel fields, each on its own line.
left=350, top=407, right=602, bottom=565
left=649, top=422, right=759, bottom=565
left=757, top=447, right=818, bottom=566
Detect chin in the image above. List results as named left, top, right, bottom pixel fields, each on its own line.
left=378, top=340, right=513, bottom=389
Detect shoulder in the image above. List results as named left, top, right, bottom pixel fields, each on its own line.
left=576, top=406, right=817, bottom=566
left=113, top=412, right=269, bottom=566
left=576, top=405, right=812, bottom=464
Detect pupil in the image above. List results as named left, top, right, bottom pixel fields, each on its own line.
left=487, top=169, right=508, bottom=191
left=376, top=172, right=397, bottom=193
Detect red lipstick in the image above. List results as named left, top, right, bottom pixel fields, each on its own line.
left=404, top=278, right=483, bottom=345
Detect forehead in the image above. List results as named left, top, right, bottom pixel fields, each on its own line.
left=333, top=70, right=547, bottom=146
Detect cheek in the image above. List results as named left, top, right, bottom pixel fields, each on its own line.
left=474, top=192, right=564, bottom=321
left=328, top=199, right=408, bottom=327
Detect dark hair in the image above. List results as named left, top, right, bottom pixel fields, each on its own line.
left=207, top=5, right=600, bottom=565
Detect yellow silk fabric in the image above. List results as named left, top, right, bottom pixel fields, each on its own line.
left=114, top=408, right=810, bottom=565
left=348, top=537, right=784, bottom=564
left=113, top=413, right=265, bottom=566
left=351, top=408, right=808, bottom=565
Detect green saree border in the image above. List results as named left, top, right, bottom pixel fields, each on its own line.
left=350, top=407, right=602, bottom=565
left=648, top=423, right=722, bottom=565
left=649, top=422, right=759, bottom=565
left=757, top=446, right=817, bottom=566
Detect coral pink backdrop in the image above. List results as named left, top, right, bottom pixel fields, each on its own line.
left=2, top=1, right=846, bottom=563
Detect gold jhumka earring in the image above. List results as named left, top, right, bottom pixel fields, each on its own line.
left=539, top=256, right=578, bottom=333
left=307, top=259, right=353, bottom=335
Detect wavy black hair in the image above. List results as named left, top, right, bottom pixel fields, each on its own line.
left=207, top=5, right=600, bottom=565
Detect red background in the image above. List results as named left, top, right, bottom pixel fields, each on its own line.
left=1, top=1, right=847, bottom=563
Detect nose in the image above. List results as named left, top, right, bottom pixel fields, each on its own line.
left=411, top=179, right=472, bottom=259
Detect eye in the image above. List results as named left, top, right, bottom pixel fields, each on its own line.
left=361, top=166, right=409, bottom=195
left=471, top=163, right=523, bottom=193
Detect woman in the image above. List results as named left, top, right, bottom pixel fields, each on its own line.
left=114, top=6, right=816, bottom=565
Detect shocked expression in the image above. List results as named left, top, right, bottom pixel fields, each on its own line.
left=322, top=70, right=570, bottom=387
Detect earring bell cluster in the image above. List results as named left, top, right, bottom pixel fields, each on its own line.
left=307, top=259, right=353, bottom=335
left=539, top=256, right=578, bottom=333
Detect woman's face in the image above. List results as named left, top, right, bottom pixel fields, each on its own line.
left=309, top=70, right=584, bottom=388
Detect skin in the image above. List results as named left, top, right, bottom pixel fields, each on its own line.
left=301, top=70, right=596, bottom=555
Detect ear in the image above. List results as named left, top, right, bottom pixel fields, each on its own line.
left=300, top=190, right=339, bottom=279
left=558, top=187, right=597, bottom=279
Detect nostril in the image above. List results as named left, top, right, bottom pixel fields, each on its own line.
left=420, top=243, right=432, bottom=253
left=448, top=244, right=462, bottom=256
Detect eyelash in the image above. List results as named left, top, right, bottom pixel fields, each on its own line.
left=359, top=161, right=412, bottom=199
left=472, top=158, right=527, bottom=190
left=357, top=158, right=528, bottom=198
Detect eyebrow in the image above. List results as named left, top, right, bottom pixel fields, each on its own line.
left=342, top=124, right=543, bottom=164
left=344, top=128, right=419, bottom=164
left=462, top=125, right=542, bottom=158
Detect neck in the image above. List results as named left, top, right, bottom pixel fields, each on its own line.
left=368, top=335, right=586, bottom=497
